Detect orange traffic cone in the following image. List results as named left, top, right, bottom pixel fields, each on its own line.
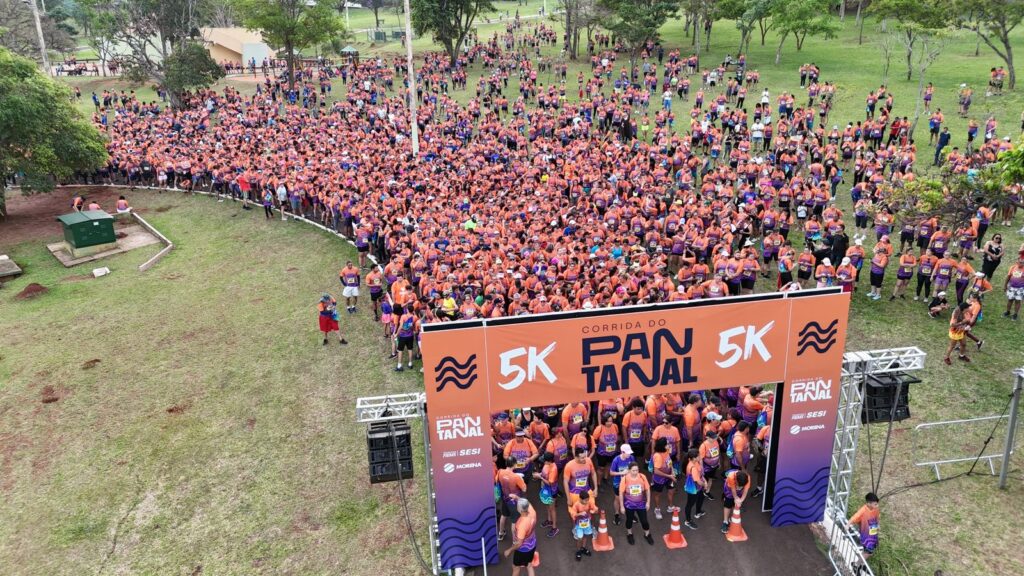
left=662, top=507, right=688, bottom=549
left=725, top=508, right=748, bottom=542
left=592, top=509, right=615, bottom=552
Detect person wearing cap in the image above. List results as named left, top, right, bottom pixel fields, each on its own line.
left=503, top=429, right=539, bottom=483
left=814, top=257, right=836, bottom=288
left=317, top=293, right=347, bottom=345
left=867, top=241, right=890, bottom=301
left=928, top=291, right=950, bottom=318
left=609, top=443, right=636, bottom=526
left=698, top=424, right=722, bottom=499
left=836, top=256, right=858, bottom=293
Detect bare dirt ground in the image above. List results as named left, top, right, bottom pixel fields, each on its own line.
left=1, top=187, right=121, bottom=249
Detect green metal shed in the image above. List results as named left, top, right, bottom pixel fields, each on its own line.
left=57, top=210, right=116, bottom=249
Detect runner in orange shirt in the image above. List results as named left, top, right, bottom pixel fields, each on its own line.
left=569, top=490, right=599, bottom=562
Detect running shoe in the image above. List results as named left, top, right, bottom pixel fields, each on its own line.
left=695, top=511, right=707, bottom=519
left=721, top=522, right=729, bottom=533
left=977, top=339, right=984, bottom=351
left=575, top=550, right=583, bottom=562
left=542, top=520, right=552, bottom=528
left=654, top=507, right=663, bottom=520
left=703, top=491, right=715, bottom=501
left=547, top=527, right=559, bottom=538
left=627, top=533, right=635, bottom=545
left=644, top=533, right=655, bottom=545
left=582, top=548, right=591, bottom=557
left=613, top=514, right=621, bottom=526
left=684, top=521, right=698, bottom=530
left=498, top=531, right=506, bottom=541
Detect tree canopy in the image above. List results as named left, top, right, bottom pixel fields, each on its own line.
left=410, top=0, right=494, bottom=66
left=599, top=0, right=677, bottom=76
left=0, top=48, right=108, bottom=218
left=163, top=40, right=226, bottom=98
left=233, top=0, right=346, bottom=90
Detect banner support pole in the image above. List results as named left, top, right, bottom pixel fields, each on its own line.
left=999, top=369, right=1023, bottom=490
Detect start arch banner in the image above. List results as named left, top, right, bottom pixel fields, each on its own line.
left=422, top=289, right=849, bottom=570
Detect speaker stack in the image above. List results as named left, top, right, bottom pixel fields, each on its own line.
left=367, top=420, right=414, bottom=484
left=861, top=371, right=921, bottom=424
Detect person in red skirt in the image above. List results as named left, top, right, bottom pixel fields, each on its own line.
left=318, top=293, right=347, bottom=345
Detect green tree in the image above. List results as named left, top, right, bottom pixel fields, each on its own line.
left=410, top=0, right=494, bottom=66
left=771, top=0, right=838, bottom=64
left=81, top=0, right=206, bottom=106
left=871, top=0, right=952, bottom=81
left=599, top=0, right=677, bottom=80
left=888, top=166, right=1013, bottom=232
left=0, top=48, right=107, bottom=219
left=163, top=41, right=226, bottom=99
left=957, top=0, right=1023, bottom=89
left=233, top=0, right=345, bottom=91
left=719, top=0, right=774, bottom=53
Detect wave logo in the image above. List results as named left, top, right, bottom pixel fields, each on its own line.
left=796, top=319, right=838, bottom=356
left=434, top=354, right=479, bottom=392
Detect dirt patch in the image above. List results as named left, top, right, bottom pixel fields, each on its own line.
left=81, top=358, right=101, bottom=370
left=1, top=186, right=122, bottom=248
left=291, top=511, right=323, bottom=533
left=166, top=401, right=191, bottom=415
left=245, top=418, right=256, bottom=430
left=152, top=205, right=175, bottom=213
left=286, top=267, right=299, bottom=272
left=40, top=385, right=66, bottom=404
left=251, top=297, right=264, bottom=304
left=115, top=231, right=128, bottom=239
left=162, top=272, right=184, bottom=280
left=15, top=283, right=48, bottom=299
left=190, top=565, right=203, bottom=576
left=61, top=274, right=93, bottom=283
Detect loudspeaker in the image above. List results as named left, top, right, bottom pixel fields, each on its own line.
left=861, top=372, right=919, bottom=424
left=367, top=420, right=414, bottom=484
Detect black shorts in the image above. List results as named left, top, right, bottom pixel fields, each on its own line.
left=703, top=467, right=718, bottom=479
left=797, top=270, right=812, bottom=281
left=629, top=442, right=646, bottom=461
left=724, top=496, right=737, bottom=509
left=870, top=272, right=884, bottom=288
left=917, top=236, right=930, bottom=249
left=596, top=453, right=614, bottom=467
left=512, top=548, right=536, bottom=567
left=370, top=291, right=383, bottom=301
left=741, top=278, right=756, bottom=290
left=397, top=335, right=415, bottom=351
left=651, top=480, right=674, bottom=492
left=357, top=245, right=369, bottom=253
left=900, top=231, right=914, bottom=244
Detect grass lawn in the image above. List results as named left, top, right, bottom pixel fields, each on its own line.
left=11, top=10, right=1024, bottom=576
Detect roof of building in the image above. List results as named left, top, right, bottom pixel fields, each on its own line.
left=57, top=210, right=112, bottom=225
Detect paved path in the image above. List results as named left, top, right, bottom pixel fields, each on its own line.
left=489, top=481, right=832, bottom=576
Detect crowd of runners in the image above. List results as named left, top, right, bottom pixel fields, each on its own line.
left=493, top=390, right=771, bottom=568
left=80, top=18, right=1024, bottom=366
left=66, top=14, right=1024, bottom=574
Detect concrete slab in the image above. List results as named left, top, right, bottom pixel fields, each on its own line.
left=47, top=224, right=161, bottom=268
left=0, top=256, right=23, bottom=280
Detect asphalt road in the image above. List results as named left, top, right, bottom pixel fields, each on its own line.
left=488, top=480, right=833, bottom=576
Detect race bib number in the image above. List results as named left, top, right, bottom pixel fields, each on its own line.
left=628, top=485, right=643, bottom=496
left=709, top=446, right=719, bottom=458
left=868, top=525, right=879, bottom=536
left=578, top=519, right=591, bottom=529
left=605, top=443, right=616, bottom=452
left=575, top=477, right=588, bottom=488
left=572, top=414, right=583, bottom=424
left=629, top=429, right=642, bottom=440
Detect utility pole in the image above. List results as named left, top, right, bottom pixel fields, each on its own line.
left=402, top=0, right=419, bottom=157
left=999, top=368, right=1023, bottom=490
left=27, top=0, right=51, bottom=76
